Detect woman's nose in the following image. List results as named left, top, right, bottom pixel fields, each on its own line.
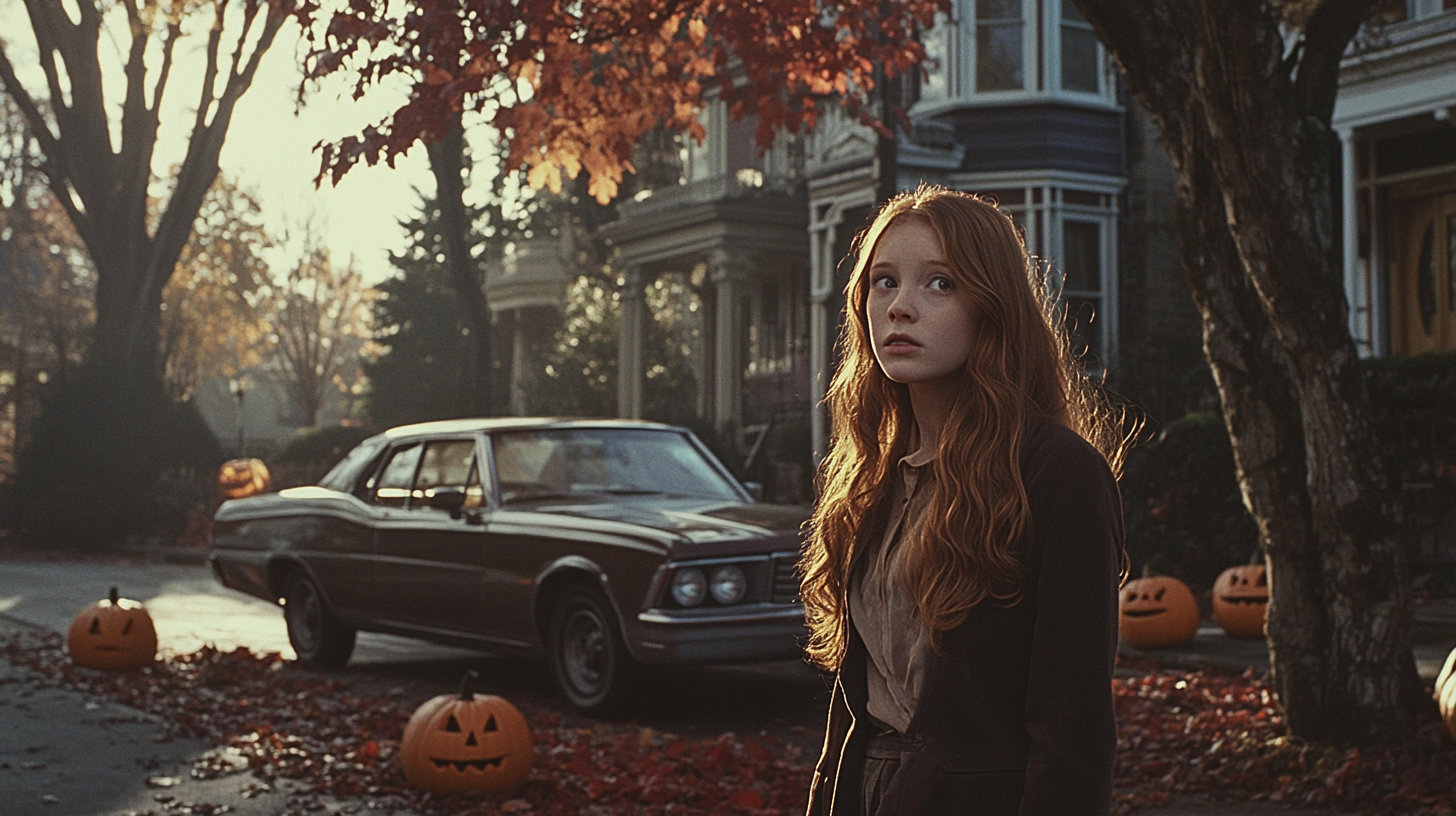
left=888, top=292, right=916, bottom=321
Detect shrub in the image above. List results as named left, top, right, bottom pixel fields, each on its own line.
left=1120, top=412, right=1259, bottom=590
left=270, top=425, right=374, bottom=489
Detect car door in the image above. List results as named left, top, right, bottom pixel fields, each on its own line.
left=368, top=437, right=490, bottom=635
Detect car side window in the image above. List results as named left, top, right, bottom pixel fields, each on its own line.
left=373, top=443, right=423, bottom=508
left=411, top=440, right=477, bottom=511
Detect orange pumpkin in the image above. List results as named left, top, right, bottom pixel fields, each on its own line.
left=1119, top=568, right=1200, bottom=649
left=66, top=587, right=158, bottom=670
left=1212, top=562, right=1269, bottom=639
left=400, top=671, right=532, bottom=795
left=218, top=458, right=271, bottom=500
left=1436, top=647, right=1456, bottom=742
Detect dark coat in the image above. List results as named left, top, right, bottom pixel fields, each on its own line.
left=806, top=421, right=1124, bottom=816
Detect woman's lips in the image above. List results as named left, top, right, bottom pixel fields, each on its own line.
left=883, top=334, right=920, bottom=355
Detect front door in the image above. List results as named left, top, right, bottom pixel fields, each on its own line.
left=1392, top=178, right=1456, bottom=356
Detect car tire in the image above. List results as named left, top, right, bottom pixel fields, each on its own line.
left=547, top=584, right=638, bottom=714
left=284, top=573, right=356, bottom=669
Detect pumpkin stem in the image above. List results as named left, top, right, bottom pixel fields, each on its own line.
left=1249, top=549, right=1263, bottom=565
left=109, top=587, right=119, bottom=605
left=458, top=670, right=479, bottom=700
left=1141, top=564, right=1152, bottom=578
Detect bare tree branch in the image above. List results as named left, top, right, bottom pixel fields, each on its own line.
left=1295, top=0, right=1379, bottom=120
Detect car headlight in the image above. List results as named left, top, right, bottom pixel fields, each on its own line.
left=670, top=568, right=706, bottom=607
left=709, top=565, right=747, bottom=605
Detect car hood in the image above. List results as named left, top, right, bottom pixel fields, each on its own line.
left=513, top=496, right=809, bottom=555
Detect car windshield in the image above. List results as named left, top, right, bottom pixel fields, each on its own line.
left=318, top=438, right=386, bottom=492
left=491, top=428, right=742, bottom=503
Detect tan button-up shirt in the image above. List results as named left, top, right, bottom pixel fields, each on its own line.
left=847, top=445, right=937, bottom=734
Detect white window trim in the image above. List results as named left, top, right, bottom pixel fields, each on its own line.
left=947, top=171, right=1124, bottom=372
left=909, top=0, right=1118, bottom=112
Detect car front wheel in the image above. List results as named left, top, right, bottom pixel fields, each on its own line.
left=547, top=585, right=638, bottom=713
left=284, top=573, right=356, bottom=669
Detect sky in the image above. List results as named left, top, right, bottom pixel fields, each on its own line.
left=214, top=27, right=436, bottom=286
left=2, top=7, right=445, bottom=287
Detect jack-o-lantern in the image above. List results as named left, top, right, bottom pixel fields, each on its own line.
left=1119, top=567, right=1200, bottom=649
left=1436, top=647, right=1456, bottom=741
left=66, top=587, right=158, bottom=670
left=400, top=671, right=532, bottom=795
left=218, top=458, right=271, bottom=500
left=1212, top=560, right=1269, bottom=640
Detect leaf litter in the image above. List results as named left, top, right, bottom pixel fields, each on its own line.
left=3, top=629, right=1455, bottom=814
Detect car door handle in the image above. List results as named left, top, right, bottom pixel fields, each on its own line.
left=463, top=509, right=486, bottom=526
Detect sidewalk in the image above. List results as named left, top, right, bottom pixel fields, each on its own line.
left=1118, top=599, right=1456, bottom=684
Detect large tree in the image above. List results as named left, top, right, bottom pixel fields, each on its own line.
left=0, top=0, right=293, bottom=540
left=1072, top=0, right=1426, bottom=744
left=298, top=0, right=941, bottom=417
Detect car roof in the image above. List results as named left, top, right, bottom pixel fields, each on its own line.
left=376, top=417, right=684, bottom=441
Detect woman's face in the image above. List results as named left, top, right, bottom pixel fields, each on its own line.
left=866, top=218, right=977, bottom=387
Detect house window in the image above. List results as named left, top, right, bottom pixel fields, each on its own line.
left=1060, top=3, right=1100, bottom=94
left=747, top=275, right=801, bottom=377
left=976, top=0, right=1025, bottom=91
left=919, top=10, right=958, bottom=102
left=1060, top=219, right=1104, bottom=363
left=975, top=184, right=1117, bottom=368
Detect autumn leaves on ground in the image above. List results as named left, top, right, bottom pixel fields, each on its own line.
left=3, top=630, right=1454, bottom=815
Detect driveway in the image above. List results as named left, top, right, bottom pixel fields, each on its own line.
left=0, top=557, right=485, bottom=664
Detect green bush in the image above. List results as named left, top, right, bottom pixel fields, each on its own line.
left=1121, top=352, right=1456, bottom=592
left=273, top=425, right=374, bottom=465
left=1120, top=411, right=1259, bottom=590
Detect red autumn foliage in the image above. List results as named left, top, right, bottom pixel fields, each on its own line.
left=296, top=0, right=947, bottom=203
left=3, top=630, right=1455, bottom=813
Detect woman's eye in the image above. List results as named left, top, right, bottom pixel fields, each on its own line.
left=872, top=275, right=897, bottom=289
left=929, top=277, right=954, bottom=291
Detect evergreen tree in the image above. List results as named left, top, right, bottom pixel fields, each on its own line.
left=363, top=193, right=484, bottom=428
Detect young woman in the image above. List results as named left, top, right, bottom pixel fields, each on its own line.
left=800, top=185, right=1129, bottom=816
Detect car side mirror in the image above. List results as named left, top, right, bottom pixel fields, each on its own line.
left=742, top=481, right=763, bottom=502
left=424, top=486, right=468, bottom=517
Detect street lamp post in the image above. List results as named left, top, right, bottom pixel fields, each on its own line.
left=229, top=376, right=249, bottom=457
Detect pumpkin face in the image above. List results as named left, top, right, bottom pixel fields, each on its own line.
left=1212, top=564, right=1269, bottom=639
left=66, top=587, right=158, bottom=670
left=1436, top=647, right=1456, bottom=742
left=218, top=458, right=271, bottom=500
left=1119, top=574, right=1200, bottom=649
left=400, top=672, right=532, bottom=794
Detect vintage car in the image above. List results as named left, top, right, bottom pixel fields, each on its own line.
left=209, top=418, right=809, bottom=712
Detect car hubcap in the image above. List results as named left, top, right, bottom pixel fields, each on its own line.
left=562, top=607, right=609, bottom=695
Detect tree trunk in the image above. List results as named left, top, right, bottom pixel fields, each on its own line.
left=1073, top=0, right=1428, bottom=743
left=1173, top=154, right=1334, bottom=736
left=427, top=115, right=494, bottom=416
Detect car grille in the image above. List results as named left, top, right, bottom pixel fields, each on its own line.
left=769, top=554, right=800, bottom=604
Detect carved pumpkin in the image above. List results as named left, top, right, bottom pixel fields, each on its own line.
left=1436, top=647, right=1456, bottom=742
left=66, top=587, right=158, bottom=670
left=400, top=671, right=532, bottom=794
left=1212, top=562, right=1269, bottom=639
left=1119, top=568, right=1200, bottom=649
left=218, top=458, right=271, bottom=500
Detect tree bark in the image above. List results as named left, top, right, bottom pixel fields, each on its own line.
left=426, top=114, right=494, bottom=417
left=1074, top=0, right=1428, bottom=743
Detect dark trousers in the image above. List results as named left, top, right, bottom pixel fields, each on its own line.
left=861, top=729, right=911, bottom=816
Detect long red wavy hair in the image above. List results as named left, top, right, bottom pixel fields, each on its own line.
left=799, top=185, right=1129, bottom=671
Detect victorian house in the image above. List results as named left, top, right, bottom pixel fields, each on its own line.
left=490, top=0, right=1456, bottom=505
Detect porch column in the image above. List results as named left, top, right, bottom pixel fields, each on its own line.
left=617, top=265, right=646, bottom=418
left=1338, top=126, right=1366, bottom=355
left=709, top=250, right=748, bottom=433
left=808, top=212, right=838, bottom=465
